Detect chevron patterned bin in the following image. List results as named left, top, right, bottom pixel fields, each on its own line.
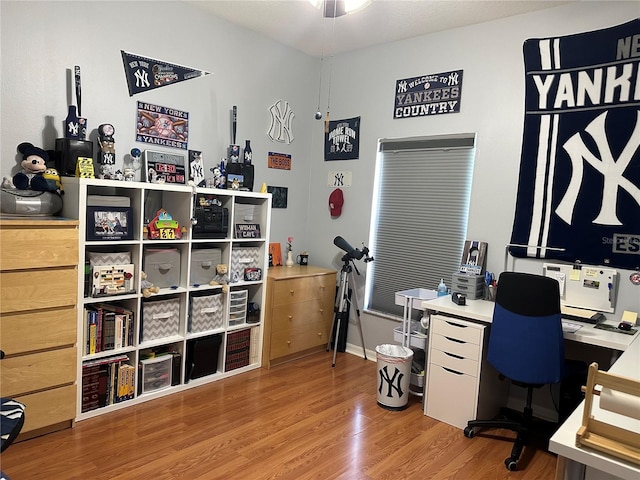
left=229, top=246, right=260, bottom=283
left=189, top=293, right=224, bottom=333
left=141, top=298, right=180, bottom=342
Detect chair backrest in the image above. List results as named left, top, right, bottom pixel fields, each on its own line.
left=487, top=271, right=564, bottom=385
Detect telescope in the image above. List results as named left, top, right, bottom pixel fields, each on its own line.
left=333, top=236, right=374, bottom=262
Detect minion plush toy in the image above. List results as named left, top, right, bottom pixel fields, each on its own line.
left=43, top=168, right=64, bottom=195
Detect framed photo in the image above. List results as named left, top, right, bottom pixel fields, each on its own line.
left=267, top=186, right=288, bottom=208
left=86, top=206, right=133, bottom=241
left=269, top=242, right=283, bottom=267
left=144, top=150, right=187, bottom=185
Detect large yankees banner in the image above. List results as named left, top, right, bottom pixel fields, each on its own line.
left=509, top=19, right=640, bottom=270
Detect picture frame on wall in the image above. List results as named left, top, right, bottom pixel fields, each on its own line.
left=144, top=150, right=187, bottom=185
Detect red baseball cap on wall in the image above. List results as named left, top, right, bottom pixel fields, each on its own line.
left=329, top=188, right=344, bottom=217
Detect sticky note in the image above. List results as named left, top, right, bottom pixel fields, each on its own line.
left=621, top=311, right=638, bottom=325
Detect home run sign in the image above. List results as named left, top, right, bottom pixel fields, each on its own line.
left=394, top=70, right=463, bottom=119
left=509, top=19, right=640, bottom=270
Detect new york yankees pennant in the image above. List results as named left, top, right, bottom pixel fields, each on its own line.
left=121, top=51, right=210, bottom=96
left=510, top=19, right=640, bottom=270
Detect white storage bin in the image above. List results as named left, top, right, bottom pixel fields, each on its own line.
left=141, top=298, right=180, bottom=342
left=144, top=248, right=181, bottom=289
left=189, top=294, right=224, bottom=333
left=189, top=248, right=222, bottom=286
left=393, top=321, right=427, bottom=349
left=229, top=247, right=260, bottom=283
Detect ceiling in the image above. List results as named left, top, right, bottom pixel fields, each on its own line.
left=183, top=0, right=572, bottom=57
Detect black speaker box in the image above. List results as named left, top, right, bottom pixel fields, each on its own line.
left=171, top=352, right=182, bottom=386
left=185, top=334, right=222, bottom=381
left=226, top=163, right=254, bottom=191
left=53, top=138, right=94, bottom=176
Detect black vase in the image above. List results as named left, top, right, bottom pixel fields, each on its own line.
left=64, top=105, right=80, bottom=139
left=243, top=140, right=252, bottom=165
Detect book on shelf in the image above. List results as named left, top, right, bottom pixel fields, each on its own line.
left=81, top=354, right=134, bottom=412
left=85, top=304, right=135, bottom=355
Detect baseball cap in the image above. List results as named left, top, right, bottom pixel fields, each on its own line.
left=329, top=188, right=344, bottom=217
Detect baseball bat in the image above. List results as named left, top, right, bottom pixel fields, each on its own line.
left=232, top=105, right=237, bottom=145
left=75, top=65, right=82, bottom=117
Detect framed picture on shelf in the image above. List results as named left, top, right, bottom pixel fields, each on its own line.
left=269, top=242, right=283, bottom=267
left=144, top=150, right=187, bottom=185
left=86, top=206, right=133, bottom=241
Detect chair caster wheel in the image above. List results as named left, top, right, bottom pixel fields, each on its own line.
left=463, top=426, right=475, bottom=438
left=504, top=458, right=518, bottom=471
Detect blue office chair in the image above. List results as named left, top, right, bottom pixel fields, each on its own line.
left=463, top=271, right=565, bottom=471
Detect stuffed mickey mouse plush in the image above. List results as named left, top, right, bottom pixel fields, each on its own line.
left=13, top=142, right=57, bottom=192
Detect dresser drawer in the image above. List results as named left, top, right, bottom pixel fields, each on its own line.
left=1, top=306, right=76, bottom=356
left=1, top=267, right=77, bottom=314
left=1, top=347, right=77, bottom=397
left=15, top=384, right=76, bottom=434
left=430, top=316, right=483, bottom=345
left=0, top=224, right=78, bottom=270
left=270, top=298, right=333, bottom=333
left=269, top=323, right=329, bottom=359
left=429, top=348, right=479, bottom=377
left=425, top=363, right=478, bottom=429
left=271, top=275, right=334, bottom=306
left=429, top=332, right=481, bottom=361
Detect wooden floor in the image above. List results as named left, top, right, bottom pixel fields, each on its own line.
left=1, top=352, right=558, bottom=479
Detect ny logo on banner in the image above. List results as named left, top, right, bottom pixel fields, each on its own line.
left=378, top=365, right=405, bottom=398
left=268, top=100, right=295, bottom=144
left=557, top=110, right=640, bottom=226
left=134, top=69, right=150, bottom=89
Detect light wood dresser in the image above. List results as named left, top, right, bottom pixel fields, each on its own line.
left=0, top=218, right=78, bottom=441
left=262, top=265, right=336, bottom=368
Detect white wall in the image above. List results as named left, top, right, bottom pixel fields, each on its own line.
left=300, top=1, right=640, bottom=350
left=0, top=0, right=318, bottom=254
left=2, top=1, right=639, bottom=352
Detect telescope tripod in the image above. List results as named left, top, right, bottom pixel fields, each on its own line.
left=327, top=258, right=367, bottom=367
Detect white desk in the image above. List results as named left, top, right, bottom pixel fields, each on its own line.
left=421, top=295, right=640, bottom=480
left=421, top=295, right=637, bottom=352
left=549, top=335, right=640, bottom=480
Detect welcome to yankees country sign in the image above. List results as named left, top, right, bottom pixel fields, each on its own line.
left=509, top=19, right=640, bottom=270
left=393, top=70, right=463, bottom=119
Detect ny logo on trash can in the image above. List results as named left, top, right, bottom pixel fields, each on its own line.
left=378, top=365, right=405, bottom=398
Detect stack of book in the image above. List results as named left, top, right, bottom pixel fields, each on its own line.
left=81, top=354, right=135, bottom=412
left=225, top=329, right=251, bottom=372
left=84, top=303, right=135, bottom=355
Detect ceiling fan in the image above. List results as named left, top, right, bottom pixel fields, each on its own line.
left=309, top=0, right=372, bottom=18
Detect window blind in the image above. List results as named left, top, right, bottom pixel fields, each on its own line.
left=365, top=134, right=476, bottom=317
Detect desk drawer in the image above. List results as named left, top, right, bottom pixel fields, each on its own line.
left=0, top=224, right=77, bottom=271
left=430, top=333, right=480, bottom=361
left=425, top=363, right=478, bottom=429
left=429, top=348, right=479, bottom=377
left=1, top=267, right=77, bottom=314
left=269, top=323, right=329, bottom=359
left=1, top=306, right=76, bottom=356
left=431, top=315, right=483, bottom=345
left=15, top=384, right=76, bottom=434
left=270, top=298, right=333, bottom=333
left=272, top=276, right=334, bottom=306
left=1, top=347, right=77, bottom=397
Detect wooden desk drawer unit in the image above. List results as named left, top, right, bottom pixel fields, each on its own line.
left=262, top=266, right=337, bottom=368
left=0, top=218, right=79, bottom=441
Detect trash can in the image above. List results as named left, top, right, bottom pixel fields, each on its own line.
left=375, top=344, right=414, bottom=410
